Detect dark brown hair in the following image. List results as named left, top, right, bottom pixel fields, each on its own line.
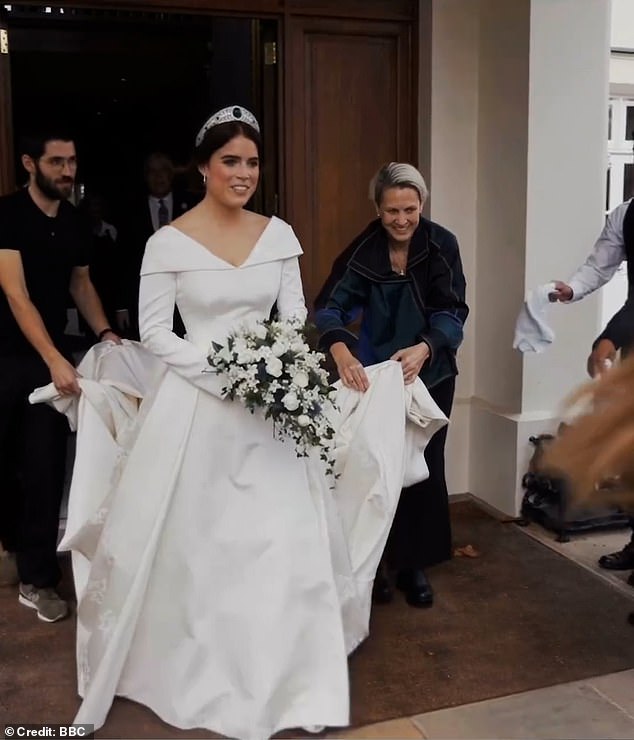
left=19, top=128, right=75, bottom=160
left=193, top=121, right=261, bottom=166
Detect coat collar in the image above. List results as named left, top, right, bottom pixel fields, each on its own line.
left=347, top=219, right=430, bottom=282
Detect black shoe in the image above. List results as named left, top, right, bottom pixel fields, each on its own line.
left=372, top=572, right=393, bottom=604
left=396, top=568, right=434, bottom=608
left=599, top=544, right=634, bottom=570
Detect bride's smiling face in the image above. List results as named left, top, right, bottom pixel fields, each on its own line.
left=202, top=135, right=260, bottom=208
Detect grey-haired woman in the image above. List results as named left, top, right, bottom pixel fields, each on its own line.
left=315, top=162, right=469, bottom=607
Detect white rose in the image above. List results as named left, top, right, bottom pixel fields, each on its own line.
left=254, top=323, right=268, bottom=340
left=292, top=370, right=309, bottom=388
left=282, top=393, right=300, bottom=411
left=297, top=414, right=311, bottom=427
left=290, top=339, right=308, bottom=353
left=265, top=356, right=283, bottom=378
left=236, top=349, right=254, bottom=364
left=271, top=339, right=289, bottom=357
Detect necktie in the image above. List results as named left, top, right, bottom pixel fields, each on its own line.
left=157, top=199, right=169, bottom=228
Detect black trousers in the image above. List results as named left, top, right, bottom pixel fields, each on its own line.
left=0, top=355, right=68, bottom=587
left=385, top=375, right=455, bottom=571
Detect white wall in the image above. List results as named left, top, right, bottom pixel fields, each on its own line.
left=428, top=0, right=479, bottom=494
left=474, top=0, right=529, bottom=413
left=523, top=0, right=608, bottom=412
left=469, top=0, right=532, bottom=514
left=611, top=55, right=634, bottom=85
left=611, top=0, right=634, bottom=50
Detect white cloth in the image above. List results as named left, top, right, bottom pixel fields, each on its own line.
left=31, top=218, right=447, bottom=740
left=331, top=363, right=447, bottom=633
left=513, top=282, right=557, bottom=353
left=29, top=340, right=165, bottom=600
left=567, top=199, right=630, bottom=301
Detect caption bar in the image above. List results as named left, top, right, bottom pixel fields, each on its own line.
left=4, top=727, right=94, bottom=738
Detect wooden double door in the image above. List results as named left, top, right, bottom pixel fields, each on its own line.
left=0, top=0, right=417, bottom=305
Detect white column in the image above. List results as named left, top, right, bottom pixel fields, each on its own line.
left=427, top=0, right=479, bottom=496
left=428, top=0, right=611, bottom=515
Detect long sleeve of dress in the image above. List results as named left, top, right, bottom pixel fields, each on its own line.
left=277, top=256, right=308, bottom=323
left=139, top=270, right=226, bottom=398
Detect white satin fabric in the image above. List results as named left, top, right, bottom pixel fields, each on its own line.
left=31, top=218, right=448, bottom=740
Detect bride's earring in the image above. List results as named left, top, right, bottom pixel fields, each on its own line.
left=203, top=173, right=207, bottom=185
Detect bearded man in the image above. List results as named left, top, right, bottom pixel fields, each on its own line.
left=0, top=128, right=120, bottom=623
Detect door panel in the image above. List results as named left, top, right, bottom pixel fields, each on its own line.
left=285, top=16, right=414, bottom=306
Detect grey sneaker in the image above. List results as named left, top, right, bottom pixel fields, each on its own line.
left=18, top=583, right=69, bottom=623
left=0, top=551, right=18, bottom=586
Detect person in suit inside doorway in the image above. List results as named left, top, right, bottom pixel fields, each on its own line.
left=118, top=152, right=196, bottom=338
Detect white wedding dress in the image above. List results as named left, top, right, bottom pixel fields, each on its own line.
left=31, top=217, right=448, bottom=740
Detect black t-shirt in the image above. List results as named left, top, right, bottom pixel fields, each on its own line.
left=0, top=188, right=89, bottom=358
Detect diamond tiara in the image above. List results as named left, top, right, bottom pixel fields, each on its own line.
left=195, top=106, right=260, bottom=147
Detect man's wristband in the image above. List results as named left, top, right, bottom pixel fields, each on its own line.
left=98, top=327, right=114, bottom=341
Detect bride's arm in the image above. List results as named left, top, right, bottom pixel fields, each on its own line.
left=276, top=257, right=308, bottom=323
left=139, top=270, right=225, bottom=397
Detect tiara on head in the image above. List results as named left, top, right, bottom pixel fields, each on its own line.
left=195, top=106, right=260, bottom=147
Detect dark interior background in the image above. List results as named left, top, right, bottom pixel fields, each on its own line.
left=5, top=4, right=271, bottom=219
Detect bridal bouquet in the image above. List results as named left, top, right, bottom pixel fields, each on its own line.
left=207, top=317, right=338, bottom=474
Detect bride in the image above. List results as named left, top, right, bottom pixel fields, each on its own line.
left=58, top=106, right=447, bottom=739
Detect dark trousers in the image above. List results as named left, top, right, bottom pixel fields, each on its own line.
left=0, top=355, right=67, bottom=587
left=385, top=376, right=455, bottom=571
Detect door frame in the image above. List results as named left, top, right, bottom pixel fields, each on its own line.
left=0, top=11, right=14, bottom=194
left=0, top=3, right=284, bottom=200
left=9, top=0, right=414, bottom=20
left=0, top=0, right=417, bottom=203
